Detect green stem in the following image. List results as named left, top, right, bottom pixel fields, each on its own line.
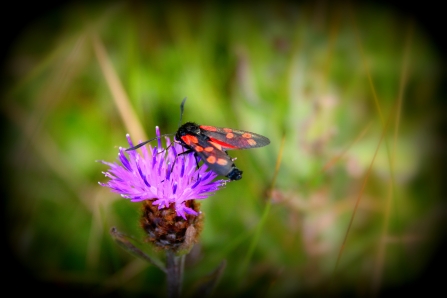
left=166, top=250, right=185, bottom=298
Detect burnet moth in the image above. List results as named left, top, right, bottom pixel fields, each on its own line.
left=126, top=98, right=270, bottom=181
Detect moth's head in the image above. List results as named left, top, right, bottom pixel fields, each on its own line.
left=175, top=122, right=200, bottom=141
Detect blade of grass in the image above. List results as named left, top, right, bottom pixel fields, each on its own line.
left=331, top=97, right=396, bottom=286
left=371, top=19, right=413, bottom=295
left=239, top=132, right=286, bottom=278
left=86, top=188, right=109, bottom=269
left=322, top=121, right=372, bottom=172
left=95, top=258, right=150, bottom=296
left=91, top=33, right=147, bottom=142
left=3, top=102, right=94, bottom=210
left=346, top=3, right=407, bottom=288
left=5, top=35, right=85, bottom=99
left=110, top=227, right=166, bottom=272
left=8, top=34, right=87, bottom=170
left=321, top=3, right=341, bottom=93
left=190, top=260, right=227, bottom=297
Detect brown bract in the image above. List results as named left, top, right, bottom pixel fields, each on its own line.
left=140, top=200, right=204, bottom=254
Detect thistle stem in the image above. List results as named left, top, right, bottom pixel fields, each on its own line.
left=166, top=250, right=185, bottom=298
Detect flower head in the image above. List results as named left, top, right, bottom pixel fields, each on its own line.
left=99, top=127, right=227, bottom=219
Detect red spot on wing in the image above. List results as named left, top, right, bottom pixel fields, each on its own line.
left=206, top=156, right=216, bottom=164
left=182, top=135, right=198, bottom=145
left=200, top=125, right=217, bottom=132
left=209, top=137, right=238, bottom=149
left=247, top=139, right=257, bottom=146
left=217, top=158, right=228, bottom=165
left=208, top=141, right=222, bottom=151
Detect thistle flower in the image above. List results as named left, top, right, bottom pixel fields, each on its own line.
left=99, top=127, right=227, bottom=251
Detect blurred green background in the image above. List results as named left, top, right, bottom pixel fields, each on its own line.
left=1, top=1, right=445, bottom=297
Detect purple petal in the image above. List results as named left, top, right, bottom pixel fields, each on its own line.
left=99, top=132, right=226, bottom=218
left=191, top=177, right=202, bottom=189
left=119, top=151, right=132, bottom=171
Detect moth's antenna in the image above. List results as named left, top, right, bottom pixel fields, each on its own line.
left=179, top=97, right=187, bottom=128
left=127, top=97, right=187, bottom=152
left=126, top=134, right=174, bottom=151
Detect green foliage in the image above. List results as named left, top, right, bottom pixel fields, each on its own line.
left=2, top=1, right=443, bottom=297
